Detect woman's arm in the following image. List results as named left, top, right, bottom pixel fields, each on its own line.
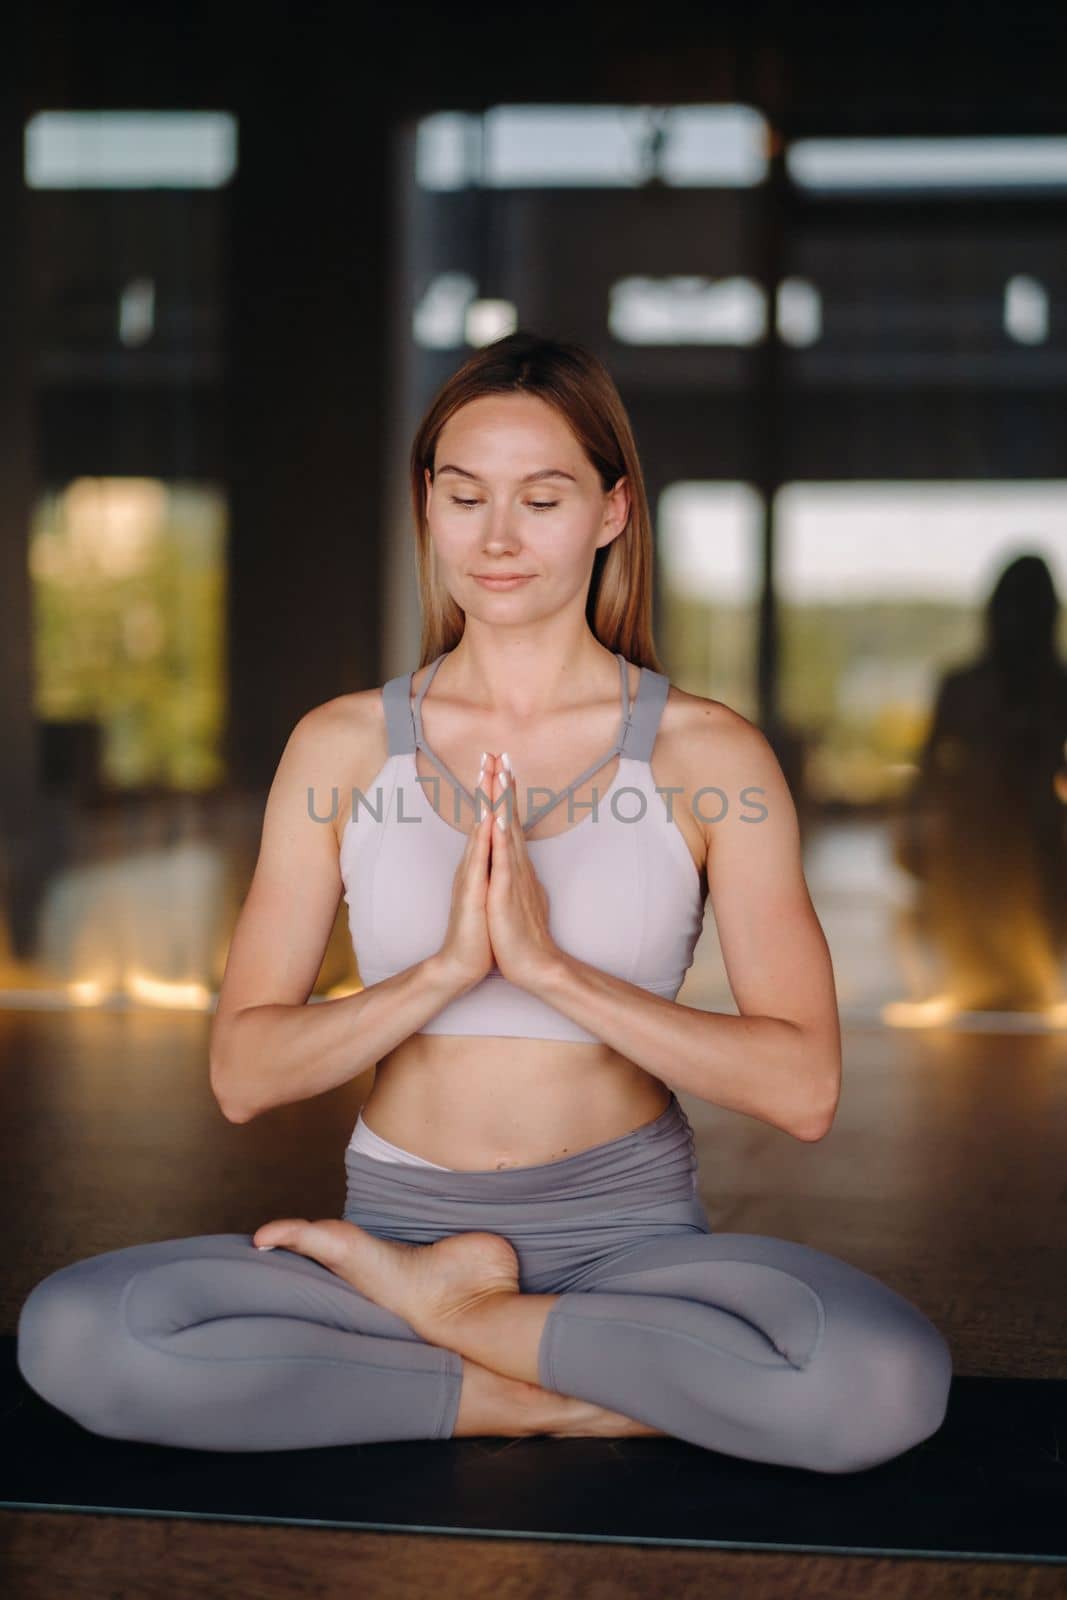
left=214, top=962, right=473, bottom=1125
left=209, top=699, right=475, bottom=1123
left=532, top=712, right=842, bottom=1142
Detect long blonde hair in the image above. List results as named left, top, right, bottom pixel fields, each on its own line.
left=407, top=330, right=664, bottom=673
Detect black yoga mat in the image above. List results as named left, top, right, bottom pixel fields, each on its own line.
left=1, top=1339, right=1064, bottom=1564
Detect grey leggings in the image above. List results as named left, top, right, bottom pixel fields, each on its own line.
left=16, top=1094, right=953, bottom=1473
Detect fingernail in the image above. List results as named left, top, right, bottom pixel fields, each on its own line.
left=496, top=815, right=506, bottom=831
left=256, top=1244, right=276, bottom=1251
left=501, top=751, right=512, bottom=772
left=499, top=769, right=509, bottom=788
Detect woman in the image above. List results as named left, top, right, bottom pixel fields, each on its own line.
left=896, top=552, right=1067, bottom=1012
left=17, top=332, right=953, bottom=1470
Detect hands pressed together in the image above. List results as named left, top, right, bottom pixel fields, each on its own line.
left=440, top=749, right=562, bottom=994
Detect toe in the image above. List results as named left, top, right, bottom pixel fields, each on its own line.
left=252, top=1218, right=310, bottom=1251
left=262, top=1219, right=357, bottom=1274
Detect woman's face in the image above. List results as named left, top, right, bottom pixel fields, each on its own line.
left=424, top=392, right=629, bottom=620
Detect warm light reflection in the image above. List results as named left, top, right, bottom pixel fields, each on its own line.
left=123, top=971, right=213, bottom=1010
left=67, top=978, right=109, bottom=1005
left=882, top=994, right=961, bottom=1028
left=882, top=991, right=1067, bottom=1031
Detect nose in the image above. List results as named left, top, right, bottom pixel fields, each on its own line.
left=480, top=513, right=523, bottom=554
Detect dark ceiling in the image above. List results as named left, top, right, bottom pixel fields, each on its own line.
left=9, top=0, right=1067, bottom=136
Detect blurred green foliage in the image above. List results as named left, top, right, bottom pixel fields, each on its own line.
left=29, top=478, right=227, bottom=791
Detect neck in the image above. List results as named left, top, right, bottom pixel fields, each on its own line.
left=436, top=632, right=622, bottom=719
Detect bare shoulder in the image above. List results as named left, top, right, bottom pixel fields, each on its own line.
left=658, top=676, right=760, bottom=769
left=659, top=677, right=745, bottom=739
left=285, top=686, right=391, bottom=846
left=658, top=680, right=796, bottom=858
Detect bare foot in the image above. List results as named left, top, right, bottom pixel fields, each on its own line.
left=546, top=1395, right=668, bottom=1439
left=254, top=1221, right=669, bottom=1439
left=252, top=1216, right=520, bottom=1339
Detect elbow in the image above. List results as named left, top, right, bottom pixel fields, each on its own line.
left=794, top=1108, right=834, bottom=1143
left=208, top=1005, right=265, bottom=1123
left=212, top=1068, right=256, bottom=1124
left=218, top=1095, right=255, bottom=1125
left=210, top=1069, right=250, bottom=1124
left=795, top=1087, right=840, bottom=1143
left=790, top=1024, right=838, bottom=1139
left=209, top=1040, right=256, bottom=1125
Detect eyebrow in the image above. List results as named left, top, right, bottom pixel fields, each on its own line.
left=436, top=464, right=578, bottom=485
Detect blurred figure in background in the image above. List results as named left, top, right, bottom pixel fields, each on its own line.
left=897, top=552, right=1067, bottom=1012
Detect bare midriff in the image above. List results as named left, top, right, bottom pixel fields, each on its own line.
left=359, top=1036, right=673, bottom=1171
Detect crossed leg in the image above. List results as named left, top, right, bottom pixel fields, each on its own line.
left=251, top=1214, right=953, bottom=1475
left=15, top=1231, right=657, bottom=1449
left=16, top=1227, right=952, bottom=1472
left=490, top=1230, right=954, bottom=1474
left=337, top=1222, right=953, bottom=1474
left=16, top=1233, right=467, bottom=1450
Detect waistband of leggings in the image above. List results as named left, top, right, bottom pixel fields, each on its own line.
left=343, top=1091, right=697, bottom=1210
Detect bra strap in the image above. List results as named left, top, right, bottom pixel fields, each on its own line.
left=387, top=652, right=669, bottom=764
left=622, top=665, right=670, bottom=762
left=382, top=672, right=417, bottom=755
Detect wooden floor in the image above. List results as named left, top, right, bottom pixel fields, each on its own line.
left=1, top=1006, right=1065, bottom=1598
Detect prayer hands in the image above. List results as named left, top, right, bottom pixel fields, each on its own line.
left=484, top=751, right=561, bottom=989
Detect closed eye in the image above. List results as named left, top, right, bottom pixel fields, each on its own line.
left=450, top=496, right=559, bottom=512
